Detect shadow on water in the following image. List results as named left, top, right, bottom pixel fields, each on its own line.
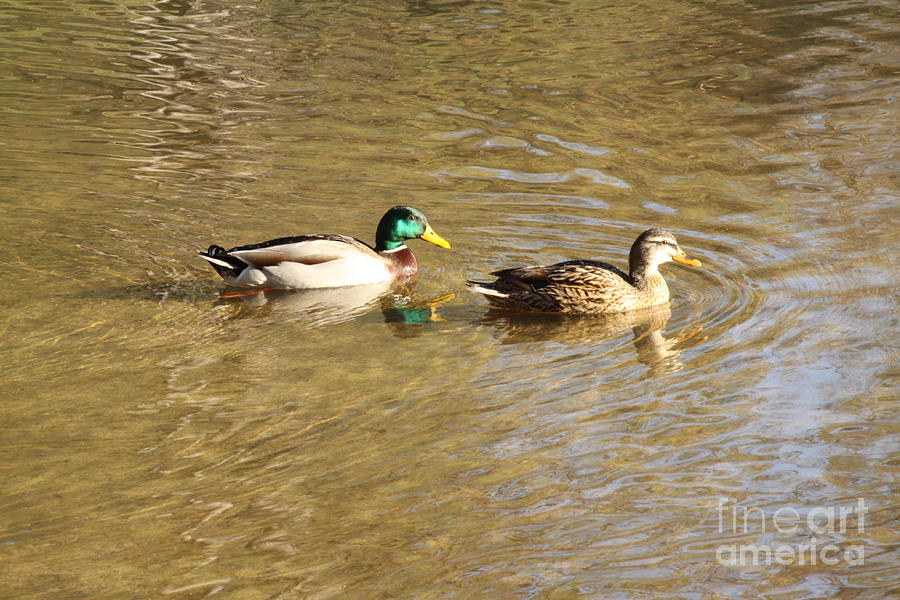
left=474, top=304, right=708, bottom=376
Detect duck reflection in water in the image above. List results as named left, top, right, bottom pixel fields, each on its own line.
left=478, top=305, right=705, bottom=376
left=380, top=293, right=455, bottom=337
left=215, top=281, right=454, bottom=331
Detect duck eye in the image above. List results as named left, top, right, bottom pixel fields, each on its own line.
left=408, top=215, right=418, bottom=221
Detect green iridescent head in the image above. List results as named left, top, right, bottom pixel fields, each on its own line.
left=374, top=206, right=451, bottom=252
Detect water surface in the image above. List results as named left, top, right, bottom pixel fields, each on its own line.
left=1, top=0, right=897, bottom=598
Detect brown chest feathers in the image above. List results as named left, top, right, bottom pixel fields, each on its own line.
left=381, top=245, right=418, bottom=277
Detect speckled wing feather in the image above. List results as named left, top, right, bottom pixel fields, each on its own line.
left=537, top=262, right=633, bottom=312
left=471, top=260, right=636, bottom=313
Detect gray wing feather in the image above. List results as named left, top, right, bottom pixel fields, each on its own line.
left=228, top=234, right=380, bottom=268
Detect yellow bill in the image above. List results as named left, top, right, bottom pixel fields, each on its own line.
left=420, top=224, right=451, bottom=249
left=673, top=248, right=701, bottom=267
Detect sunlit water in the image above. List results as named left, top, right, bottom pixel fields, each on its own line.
left=1, top=0, right=897, bottom=598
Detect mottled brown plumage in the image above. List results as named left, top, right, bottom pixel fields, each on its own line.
left=467, top=228, right=702, bottom=314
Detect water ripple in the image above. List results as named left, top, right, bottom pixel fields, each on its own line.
left=438, top=165, right=630, bottom=188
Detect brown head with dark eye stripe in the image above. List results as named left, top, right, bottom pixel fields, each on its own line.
left=629, top=228, right=702, bottom=275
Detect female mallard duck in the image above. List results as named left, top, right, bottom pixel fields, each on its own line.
left=199, top=206, right=451, bottom=289
left=467, top=228, right=701, bottom=314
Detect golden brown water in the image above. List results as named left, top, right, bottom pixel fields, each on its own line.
left=1, top=0, right=897, bottom=598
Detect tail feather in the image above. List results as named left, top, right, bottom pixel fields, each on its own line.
left=466, top=280, right=509, bottom=298
left=199, top=245, right=248, bottom=278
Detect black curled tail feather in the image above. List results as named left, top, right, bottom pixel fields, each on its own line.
left=206, top=244, right=230, bottom=257
left=199, top=244, right=248, bottom=278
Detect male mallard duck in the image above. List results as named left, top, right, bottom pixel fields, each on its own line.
left=467, top=228, right=701, bottom=314
left=199, top=206, right=451, bottom=289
